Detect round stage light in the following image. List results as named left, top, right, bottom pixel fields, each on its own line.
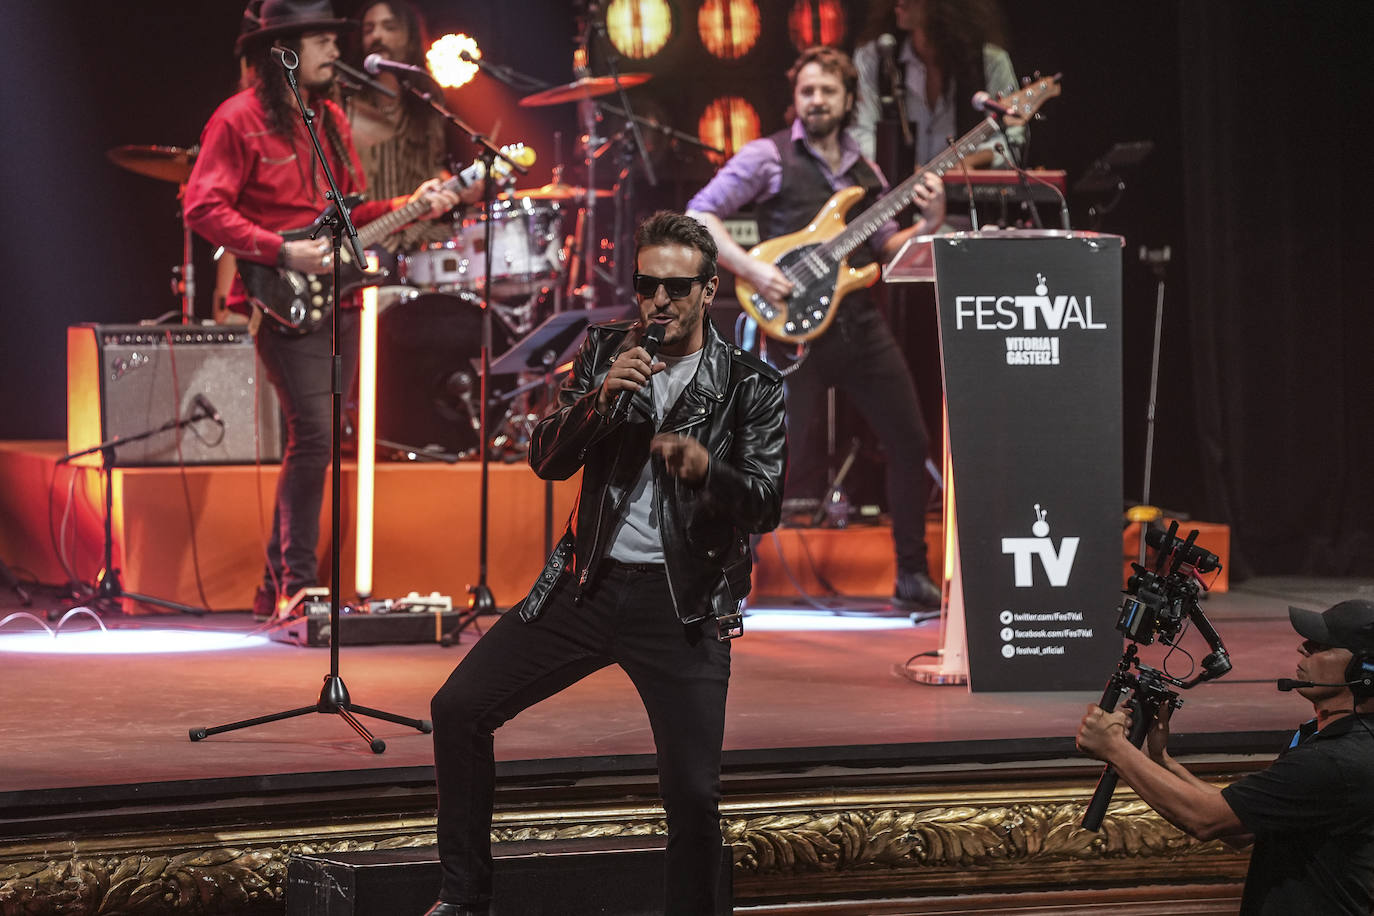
left=427, top=33, right=480, bottom=89
left=698, top=0, right=761, bottom=60
left=787, top=0, right=847, bottom=50
left=697, top=95, right=761, bottom=164
left=0, top=626, right=271, bottom=655
left=605, top=0, right=674, bottom=60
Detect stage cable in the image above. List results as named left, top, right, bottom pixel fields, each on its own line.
left=252, top=338, right=283, bottom=608
left=767, top=530, right=847, bottom=612
left=46, top=460, right=82, bottom=591
left=163, top=330, right=215, bottom=612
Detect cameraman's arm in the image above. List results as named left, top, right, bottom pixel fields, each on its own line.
left=1144, top=707, right=1254, bottom=848
left=1078, top=705, right=1247, bottom=841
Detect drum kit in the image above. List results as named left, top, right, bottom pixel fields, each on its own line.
left=106, top=53, right=718, bottom=461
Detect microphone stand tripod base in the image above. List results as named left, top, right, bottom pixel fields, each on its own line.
left=467, top=583, right=496, bottom=615
left=893, top=652, right=969, bottom=686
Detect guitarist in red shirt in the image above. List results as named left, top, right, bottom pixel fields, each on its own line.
left=185, top=0, right=460, bottom=619
left=688, top=47, right=946, bottom=610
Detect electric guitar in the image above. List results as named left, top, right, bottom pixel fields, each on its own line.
left=736, top=75, right=1061, bottom=343
left=239, top=143, right=535, bottom=335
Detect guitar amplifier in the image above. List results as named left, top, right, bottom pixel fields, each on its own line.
left=67, top=324, right=282, bottom=467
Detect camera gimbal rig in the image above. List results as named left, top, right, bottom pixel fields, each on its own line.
left=1081, top=521, right=1232, bottom=830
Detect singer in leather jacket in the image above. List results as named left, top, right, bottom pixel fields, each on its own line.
left=520, top=315, right=786, bottom=627
left=426, top=211, right=785, bottom=916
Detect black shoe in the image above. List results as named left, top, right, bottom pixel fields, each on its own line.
left=251, top=586, right=276, bottom=622
left=894, top=569, right=942, bottom=611
left=424, top=903, right=489, bottom=916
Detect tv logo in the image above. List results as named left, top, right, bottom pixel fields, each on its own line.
left=1001, top=504, right=1078, bottom=587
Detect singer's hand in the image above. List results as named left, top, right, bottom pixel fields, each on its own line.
left=912, top=172, right=946, bottom=226
left=281, top=237, right=333, bottom=274
left=747, top=262, right=792, bottom=312
left=409, top=178, right=461, bottom=219
left=597, top=347, right=666, bottom=414
left=1075, top=704, right=1131, bottom=762
left=652, top=433, right=710, bottom=484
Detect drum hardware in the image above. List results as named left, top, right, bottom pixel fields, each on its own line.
left=106, top=144, right=200, bottom=323
left=512, top=182, right=612, bottom=201
left=462, top=26, right=723, bottom=310
left=374, top=291, right=515, bottom=461
left=106, top=144, right=197, bottom=184
left=488, top=306, right=629, bottom=548
left=515, top=72, right=652, bottom=108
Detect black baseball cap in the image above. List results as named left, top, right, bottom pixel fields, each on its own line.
left=1289, top=599, right=1374, bottom=653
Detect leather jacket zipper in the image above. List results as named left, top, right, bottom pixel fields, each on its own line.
left=578, top=430, right=629, bottom=599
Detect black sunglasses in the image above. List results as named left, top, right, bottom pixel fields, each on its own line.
left=633, top=272, right=707, bottom=300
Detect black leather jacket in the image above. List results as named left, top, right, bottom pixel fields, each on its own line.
left=519, top=318, right=786, bottom=627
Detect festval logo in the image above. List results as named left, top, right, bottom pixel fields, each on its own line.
left=1001, top=503, right=1079, bottom=587
left=953, top=272, right=1107, bottom=367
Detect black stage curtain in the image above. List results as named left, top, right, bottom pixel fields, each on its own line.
left=1178, top=3, right=1373, bottom=577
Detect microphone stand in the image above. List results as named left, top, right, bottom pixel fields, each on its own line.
left=1132, top=245, right=1171, bottom=564
left=191, top=50, right=430, bottom=753
left=590, top=14, right=655, bottom=189
left=57, top=411, right=221, bottom=617
left=948, top=135, right=980, bottom=231
left=588, top=12, right=655, bottom=300
left=391, top=77, right=529, bottom=623
left=982, top=115, right=1043, bottom=229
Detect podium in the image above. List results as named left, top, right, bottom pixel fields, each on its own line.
left=887, top=230, right=1125, bottom=692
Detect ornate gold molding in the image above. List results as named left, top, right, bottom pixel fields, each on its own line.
left=0, top=772, right=1252, bottom=914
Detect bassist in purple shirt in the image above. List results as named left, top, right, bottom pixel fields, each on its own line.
left=688, top=46, right=946, bottom=610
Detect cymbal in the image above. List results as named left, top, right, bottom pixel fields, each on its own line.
left=107, top=144, right=197, bottom=184
left=511, top=182, right=613, bottom=202
left=519, top=73, right=651, bottom=108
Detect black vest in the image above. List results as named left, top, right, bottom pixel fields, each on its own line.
left=754, top=128, right=885, bottom=269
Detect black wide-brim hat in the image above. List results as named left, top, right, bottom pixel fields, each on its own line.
left=235, top=0, right=357, bottom=56
left=1289, top=599, right=1374, bottom=653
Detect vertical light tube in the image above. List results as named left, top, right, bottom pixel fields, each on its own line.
left=354, top=261, right=379, bottom=600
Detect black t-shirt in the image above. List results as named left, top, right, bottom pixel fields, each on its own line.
left=1221, top=714, right=1374, bottom=914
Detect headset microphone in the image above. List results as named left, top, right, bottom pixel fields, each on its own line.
left=1276, top=677, right=1370, bottom=691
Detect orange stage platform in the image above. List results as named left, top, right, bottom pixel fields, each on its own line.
left=0, top=441, right=1227, bottom=612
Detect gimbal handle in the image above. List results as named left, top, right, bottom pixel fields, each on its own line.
left=1081, top=670, right=1173, bottom=831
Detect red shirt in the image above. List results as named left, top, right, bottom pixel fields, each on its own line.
left=185, top=87, right=395, bottom=269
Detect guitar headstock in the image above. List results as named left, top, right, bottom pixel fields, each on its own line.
left=994, top=73, right=1062, bottom=126
left=492, top=143, right=536, bottom=181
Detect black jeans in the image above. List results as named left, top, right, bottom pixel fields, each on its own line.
left=430, top=562, right=731, bottom=915
left=253, top=312, right=359, bottom=597
left=783, top=301, right=932, bottom=574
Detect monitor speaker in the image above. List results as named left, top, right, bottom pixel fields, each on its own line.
left=67, top=324, right=282, bottom=466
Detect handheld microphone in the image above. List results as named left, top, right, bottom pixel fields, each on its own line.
left=609, top=323, right=666, bottom=423
left=333, top=58, right=397, bottom=99
left=271, top=45, right=299, bottom=70
left=971, top=90, right=1012, bottom=119
left=191, top=393, right=223, bottom=425
left=363, top=53, right=431, bottom=81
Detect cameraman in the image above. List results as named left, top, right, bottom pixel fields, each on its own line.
left=1076, top=599, right=1374, bottom=915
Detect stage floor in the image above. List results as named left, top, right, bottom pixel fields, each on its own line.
left=2, top=576, right=1369, bottom=801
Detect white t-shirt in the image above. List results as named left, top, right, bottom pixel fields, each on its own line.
left=607, top=346, right=705, bottom=563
